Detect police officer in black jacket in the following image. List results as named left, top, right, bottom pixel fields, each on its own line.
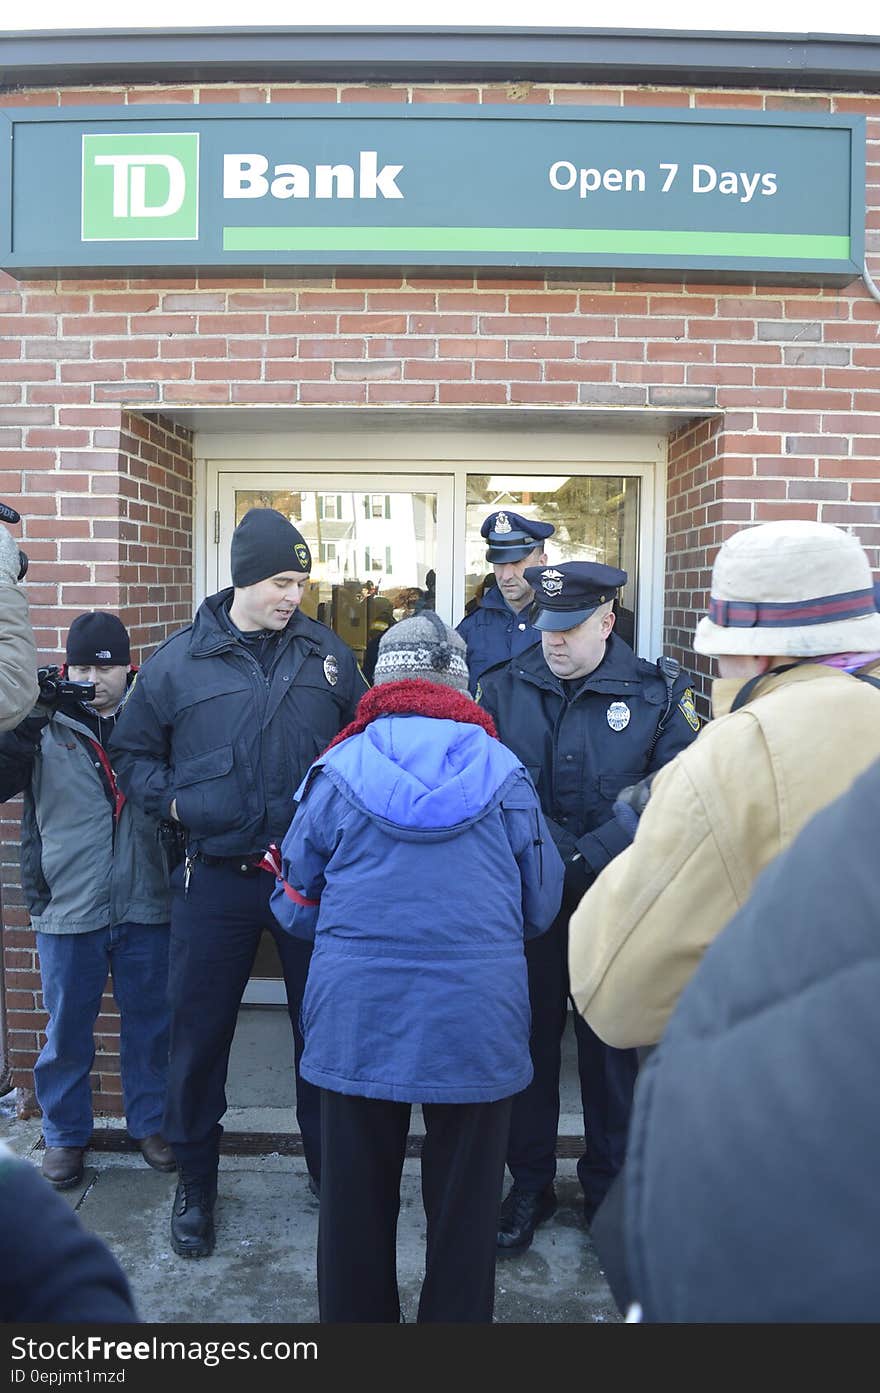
left=110, top=509, right=367, bottom=1260
left=477, top=561, right=699, bottom=1254
left=457, top=510, right=554, bottom=692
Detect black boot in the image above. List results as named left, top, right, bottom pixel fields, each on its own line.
left=170, top=1169, right=217, bottom=1259
left=497, top=1184, right=557, bottom=1254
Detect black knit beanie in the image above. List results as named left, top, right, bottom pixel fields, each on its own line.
left=66, top=612, right=131, bottom=667
left=231, top=508, right=312, bottom=587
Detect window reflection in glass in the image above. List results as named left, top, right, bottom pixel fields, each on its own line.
left=233, top=489, right=438, bottom=669
left=465, top=474, right=639, bottom=648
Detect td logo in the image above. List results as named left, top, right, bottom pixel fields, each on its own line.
left=82, top=133, right=199, bottom=241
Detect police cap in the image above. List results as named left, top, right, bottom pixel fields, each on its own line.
left=525, top=560, right=628, bottom=632
left=481, top=510, right=555, bottom=564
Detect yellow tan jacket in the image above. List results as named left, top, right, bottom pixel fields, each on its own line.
left=568, top=659, right=880, bottom=1048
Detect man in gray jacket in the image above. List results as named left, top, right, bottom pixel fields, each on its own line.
left=0, top=612, right=174, bottom=1189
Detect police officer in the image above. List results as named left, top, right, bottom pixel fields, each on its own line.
left=110, top=508, right=367, bottom=1260
left=476, top=561, right=700, bottom=1253
left=457, top=510, right=554, bottom=692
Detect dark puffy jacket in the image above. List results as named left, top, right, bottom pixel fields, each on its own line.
left=476, top=633, right=699, bottom=881
left=456, top=584, right=543, bottom=693
left=0, top=676, right=170, bottom=934
left=271, top=714, right=564, bottom=1103
left=0, top=1147, right=138, bottom=1323
left=623, top=755, right=880, bottom=1322
left=110, top=591, right=367, bottom=858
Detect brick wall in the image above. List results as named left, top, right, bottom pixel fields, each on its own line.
left=1, top=74, right=879, bottom=1114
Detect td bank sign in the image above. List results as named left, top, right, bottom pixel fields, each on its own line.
left=81, top=132, right=405, bottom=242
left=2, top=104, right=866, bottom=280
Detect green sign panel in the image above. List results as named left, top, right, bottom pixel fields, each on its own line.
left=0, top=104, right=866, bottom=280
left=81, top=132, right=200, bottom=242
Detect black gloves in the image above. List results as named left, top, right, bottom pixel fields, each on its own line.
left=15, top=710, right=50, bottom=744
left=612, top=773, right=656, bottom=840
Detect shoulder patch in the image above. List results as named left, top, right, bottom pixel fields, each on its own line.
left=678, top=687, right=701, bottom=732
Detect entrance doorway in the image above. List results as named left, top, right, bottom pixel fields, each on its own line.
left=207, top=437, right=662, bottom=1003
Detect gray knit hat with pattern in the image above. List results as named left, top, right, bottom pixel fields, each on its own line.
left=373, top=609, right=471, bottom=695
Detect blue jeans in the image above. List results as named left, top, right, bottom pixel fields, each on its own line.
left=35, top=923, right=171, bottom=1148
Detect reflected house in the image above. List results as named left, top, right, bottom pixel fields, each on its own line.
left=464, top=476, right=638, bottom=648
left=235, top=490, right=438, bottom=664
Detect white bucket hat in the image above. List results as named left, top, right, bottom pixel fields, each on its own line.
left=694, top=520, right=880, bottom=658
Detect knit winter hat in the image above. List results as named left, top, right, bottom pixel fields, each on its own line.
left=231, top=508, right=312, bottom=588
left=373, top=609, right=471, bottom=694
left=66, top=612, right=131, bottom=667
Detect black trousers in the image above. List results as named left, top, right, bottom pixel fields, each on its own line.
left=317, top=1089, right=513, bottom=1324
left=163, top=859, right=320, bottom=1179
left=507, top=908, right=638, bottom=1216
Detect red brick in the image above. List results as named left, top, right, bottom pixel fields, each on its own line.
left=623, top=90, right=690, bottom=107
left=298, top=338, right=365, bottom=360
left=403, top=361, right=470, bottom=380
left=367, top=384, right=437, bottom=404
left=199, top=86, right=268, bottom=104
left=339, top=87, right=409, bottom=103
left=299, top=384, right=366, bottom=403
left=268, top=87, right=338, bottom=104
left=412, top=88, right=480, bottom=104
left=410, top=314, right=478, bottom=334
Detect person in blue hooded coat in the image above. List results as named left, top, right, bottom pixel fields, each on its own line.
left=271, top=609, right=564, bottom=1324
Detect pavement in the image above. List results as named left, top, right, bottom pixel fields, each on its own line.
left=1, top=1007, right=620, bottom=1325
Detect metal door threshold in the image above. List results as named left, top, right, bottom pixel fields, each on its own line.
left=71, top=1129, right=586, bottom=1159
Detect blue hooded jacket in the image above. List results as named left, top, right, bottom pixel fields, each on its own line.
left=271, top=713, right=564, bottom=1104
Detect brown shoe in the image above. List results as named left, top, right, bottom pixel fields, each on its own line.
left=137, top=1133, right=177, bottom=1172
left=42, top=1146, right=85, bottom=1189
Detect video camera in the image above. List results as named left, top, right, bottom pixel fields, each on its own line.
left=37, top=666, right=96, bottom=707
left=0, top=501, right=28, bottom=580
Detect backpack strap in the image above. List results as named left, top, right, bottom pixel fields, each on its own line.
left=855, top=671, right=880, bottom=692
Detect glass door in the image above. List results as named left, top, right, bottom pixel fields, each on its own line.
left=217, top=471, right=454, bottom=1002
left=464, top=473, right=640, bottom=648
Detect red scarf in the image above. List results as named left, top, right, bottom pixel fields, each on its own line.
left=323, top=679, right=498, bottom=754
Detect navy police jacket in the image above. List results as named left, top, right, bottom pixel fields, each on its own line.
left=457, top=584, right=543, bottom=693
left=110, top=590, right=367, bottom=858
left=477, top=632, right=699, bottom=884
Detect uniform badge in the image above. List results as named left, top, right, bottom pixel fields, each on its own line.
left=294, top=543, right=310, bottom=570
left=494, top=511, right=512, bottom=533
left=541, top=568, right=564, bottom=597
left=678, top=687, right=701, bottom=732
left=607, top=701, right=631, bottom=732
left=323, top=654, right=339, bottom=687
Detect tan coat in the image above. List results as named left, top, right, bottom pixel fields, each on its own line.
left=0, top=583, right=38, bottom=731
left=568, top=660, right=880, bottom=1048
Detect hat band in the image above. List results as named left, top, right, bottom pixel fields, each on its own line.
left=487, top=534, right=536, bottom=551
left=709, top=587, right=876, bottom=629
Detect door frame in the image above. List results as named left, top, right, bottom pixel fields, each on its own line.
left=200, top=427, right=666, bottom=1006
left=200, top=426, right=667, bottom=658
